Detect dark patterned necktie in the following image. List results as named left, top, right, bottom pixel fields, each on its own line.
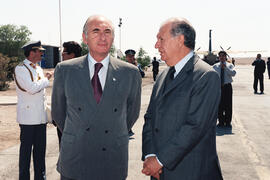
left=91, top=63, right=103, bottom=103
left=164, top=66, right=175, bottom=91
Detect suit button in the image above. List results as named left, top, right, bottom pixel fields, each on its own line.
left=78, top=107, right=82, bottom=111
left=155, top=128, right=159, bottom=133
left=114, top=108, right=117, bottom=112
left=102, top=148, right=106, bottom=151
left=105, top=130, right=109, bottom=133
left=86, top=128, right=90, bottom=131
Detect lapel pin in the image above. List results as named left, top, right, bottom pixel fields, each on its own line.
left=112, top=77, right=116, bottom=81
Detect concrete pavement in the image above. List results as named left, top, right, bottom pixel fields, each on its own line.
left=1, top=65, right=270, bottom=179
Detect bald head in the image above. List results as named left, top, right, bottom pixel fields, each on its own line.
left=83, top=15, right=115, bottom=37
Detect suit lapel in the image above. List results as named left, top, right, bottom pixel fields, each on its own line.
left=77, top=55, right=98, bottom=110
left=98, top=56, right=118, bottom=108
left=161, top=55, right=197, bottom=98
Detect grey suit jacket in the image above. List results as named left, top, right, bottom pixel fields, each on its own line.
left=142, top=55, right=223, bottom=180
left=51, top=55, right=141, bottom=180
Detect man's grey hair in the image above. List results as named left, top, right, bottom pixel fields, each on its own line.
left=165, top=18, right=196, bottom=50
left=83, top=15, right=115, bottom=38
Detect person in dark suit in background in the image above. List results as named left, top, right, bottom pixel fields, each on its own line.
left=52, top=15, right=141, bottom=180
left=266, top=57, right=270, bottom=79
left=142, top=17, right=223, bottom=180
left=53, top=41, right=82, bottom=149
left=213, top=51, right=236, bottom=128
left=152, top=57, right=159, bottom=81
left=252, top=54, right=266, bottom=94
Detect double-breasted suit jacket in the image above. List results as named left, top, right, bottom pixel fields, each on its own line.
left=142, top=55, right=223, bottom=180
left=51, top=55, right=141, bottom=180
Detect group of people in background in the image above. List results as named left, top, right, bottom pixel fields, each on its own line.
left=13, top=14, right=269, bottom=180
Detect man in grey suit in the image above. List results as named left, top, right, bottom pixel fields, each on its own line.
left=52, top=15, right=141, bottom=180
left=141, top=17, right=223, bottom=180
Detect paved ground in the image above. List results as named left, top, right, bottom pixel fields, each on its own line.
left=1, top=64, right=270, bottom=179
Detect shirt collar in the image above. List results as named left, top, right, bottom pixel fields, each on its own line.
left=88, top=53, right=109, bottom=69
left=174, top=51, right=194, bottom=76
left=24, top=59, right=33, bottom=65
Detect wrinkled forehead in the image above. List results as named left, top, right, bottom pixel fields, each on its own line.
left=157, top=23, right=171, bottom=37
left=88, top=17, right=114, bottom=31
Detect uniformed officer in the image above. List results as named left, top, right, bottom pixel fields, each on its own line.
left=14, top=41, right=53, bottom=180
left=125, top=49, right=137, bottom=65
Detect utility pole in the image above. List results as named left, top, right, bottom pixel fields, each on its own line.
left=209, top=29, right=212, bottom=54
left=118, top=18, right=122, bottom=51
left=59, top=0, right=63, bottom=61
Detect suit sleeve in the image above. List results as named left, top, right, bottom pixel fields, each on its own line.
left=14, top=66, right=49, bottom=94
left=142, top=86, right=156, bottom=161
left=126, top=70, right=142, bottom=130
left=157, top=71, right=221, bottom=170
left=51, top=64, right=66, bottom=132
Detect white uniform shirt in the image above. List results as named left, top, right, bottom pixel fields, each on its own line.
left=14, top=59, right=50, bottom=125
left=213, top=61, right=236, bottom=84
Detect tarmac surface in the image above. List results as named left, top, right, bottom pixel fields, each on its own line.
left=1, top=64, right=270, bottom=179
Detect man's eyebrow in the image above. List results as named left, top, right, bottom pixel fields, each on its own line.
left=92, top=28, right=100, bottom=32
left=105, top=28, right=112, bottom=32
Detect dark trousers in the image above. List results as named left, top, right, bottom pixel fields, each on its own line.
left=153, top=71, right=158, bottom=81
left=253, top=73, right=264, bottom=93
left=218, top=83, right=232, bottom=125
left=19, top=124, right=46, bottom=180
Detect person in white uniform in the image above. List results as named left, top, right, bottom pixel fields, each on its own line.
left=14, top=41, right=53, bottom=180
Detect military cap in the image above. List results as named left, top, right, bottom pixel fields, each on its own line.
left=125, top=49, right=136, bottom=55
left=21, top=41, right=45, bottom=52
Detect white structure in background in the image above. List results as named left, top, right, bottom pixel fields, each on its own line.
left=117, top=49, right=124, bottom=59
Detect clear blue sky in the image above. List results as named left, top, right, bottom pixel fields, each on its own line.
left=1, top=0, right=269, bottom=58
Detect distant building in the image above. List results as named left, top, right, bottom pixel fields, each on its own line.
left=41, top=45, right=60, bottom=68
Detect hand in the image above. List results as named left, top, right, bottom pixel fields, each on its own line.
left=141, top=156, right=162, bottom=177
left=45, top=72, right=53, bottom=80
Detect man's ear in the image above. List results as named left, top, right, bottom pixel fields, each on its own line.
left=178, top=34, right=185, bottom=46
left=70, top=53, right=76, bottom=59
left=82, top=33, right=87, bottom=45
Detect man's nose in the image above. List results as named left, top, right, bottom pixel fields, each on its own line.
left=155, top=41, right=159, bottom=49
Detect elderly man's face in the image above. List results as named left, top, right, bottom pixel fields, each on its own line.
left=155, top=23, right=181, bottom=66
left=83, top=17, right=114, bottom=61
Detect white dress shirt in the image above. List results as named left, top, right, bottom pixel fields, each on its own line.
left=87, top=53, right=109, bottom=90
left=173, top=51, right=194, bottom=78
left=213, top=61, right=236, bottom=84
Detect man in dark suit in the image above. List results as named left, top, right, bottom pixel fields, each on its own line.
left=152, top=57, right=159, bottom=81
left=142, top=17, right=223, bottom=180
left=252, top=54, right=266, bottom=94
left=52, top=15, right=141, bottom=180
